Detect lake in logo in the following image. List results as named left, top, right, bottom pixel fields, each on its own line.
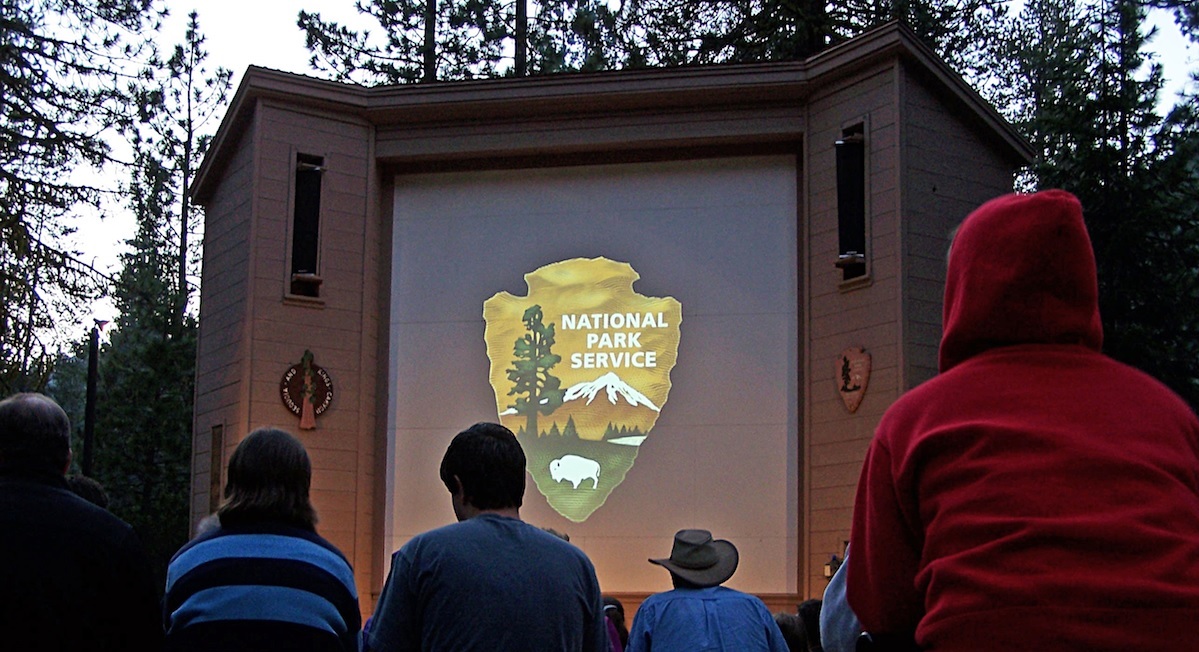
left=483, top=258, right=682, bottom=522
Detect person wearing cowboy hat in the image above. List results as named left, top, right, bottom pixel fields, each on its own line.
left=626, top=529, right=790, bottom=652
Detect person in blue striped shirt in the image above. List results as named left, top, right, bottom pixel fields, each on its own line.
left=164, top=427, right=361, bottom=651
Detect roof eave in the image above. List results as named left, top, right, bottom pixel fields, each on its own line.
left=192, top=22, right=1033, bottom=203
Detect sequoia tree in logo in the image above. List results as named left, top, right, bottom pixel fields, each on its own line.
left=483, top=258, right=682, bottom=522
left=506, top=305, right=565, bottom=439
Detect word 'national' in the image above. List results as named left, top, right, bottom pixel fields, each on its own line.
left=560, top=312, right=669, bottom=330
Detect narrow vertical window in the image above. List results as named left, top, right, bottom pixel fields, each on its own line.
left=835, top=127, right=866, bottom=281
left=291, top=153, right=324, bottom=297
left=208, top=425, right=224, bottom=514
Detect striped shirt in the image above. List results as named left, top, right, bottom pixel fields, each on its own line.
left=164, top=521, right=361, bottom=652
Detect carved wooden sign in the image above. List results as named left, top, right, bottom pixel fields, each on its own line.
left=280, top=350, right=333, bottom=430
left=836, top=347, right=871, bottom=413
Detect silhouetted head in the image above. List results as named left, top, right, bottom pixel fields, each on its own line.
left=603, top=596, right=629, bottom=647
left=774, top=611, right=808, bottom=651
left=0, top=393, right=71, bottom=474
left=218, top=427, right=316, bottom=529
left=67, top=473, right=110, bottom=509
left=797, top=598, right=823, bottom=651
left=439, top=422, right=526, bottom=513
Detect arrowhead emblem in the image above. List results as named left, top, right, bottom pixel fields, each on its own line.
left=483, top=258, right=682, bottom=522
left=836, top=347, right=870, bottom=413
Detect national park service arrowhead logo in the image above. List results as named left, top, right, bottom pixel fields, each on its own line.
left=837, top=347, right=870, bottom=413
left=483, top=258, right=682, bottom=522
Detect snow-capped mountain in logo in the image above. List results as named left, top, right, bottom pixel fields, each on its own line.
left=563, top=372, right=660, bottom=412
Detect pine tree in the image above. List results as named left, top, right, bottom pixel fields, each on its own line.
left=0, top=0, right=160, bottom=393
left=85, top=11, right=230, bottom=582
left=506, top=305, right=565, bottom=437
left=95, top=211, right=196, bottom=583
left=990, top=0, right=1199, bottom=408
left=563, top=415, right=579, bottom=440
left=527, top=0, right=621, bottom=73
left=138, top=11, right=232, bottom=325
left=299, top=0, right=511, bottom=84
left=296, top=0, right=1005, bottom=82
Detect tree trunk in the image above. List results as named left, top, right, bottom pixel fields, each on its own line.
left=423, top=0, right=437, bottom=81
left=516, top=0, right=527, bottom=76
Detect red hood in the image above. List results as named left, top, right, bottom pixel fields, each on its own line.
left=939, top=190, right=1103, bottom=372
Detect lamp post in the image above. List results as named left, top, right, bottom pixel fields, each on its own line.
left=81, top=318, right=109, bottom=477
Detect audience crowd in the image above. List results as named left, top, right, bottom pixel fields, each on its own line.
left=3, top=190, right=1197, bottom=650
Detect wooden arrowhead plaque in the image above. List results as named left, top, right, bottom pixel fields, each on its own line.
left=836, top=347, right=871, bottom=413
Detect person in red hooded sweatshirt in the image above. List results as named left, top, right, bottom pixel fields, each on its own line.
left=846, top=189, right=1199, bottom=651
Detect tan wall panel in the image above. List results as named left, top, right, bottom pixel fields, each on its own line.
left=193, top=118, right=256, bottom=529
left=233, top=104, right=379, bottom=607
left=899, top=63, right=1019, bottom=388
left=803, top=63, right=903, bottom=595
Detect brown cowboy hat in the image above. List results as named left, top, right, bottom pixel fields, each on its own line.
left=649, top=529, right=739, bottom=588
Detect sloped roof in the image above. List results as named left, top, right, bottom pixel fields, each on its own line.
left=192, top=21, right=1031, bottom=203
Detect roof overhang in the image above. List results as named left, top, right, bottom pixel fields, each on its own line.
left=191, top=21, right=1032, bottom=203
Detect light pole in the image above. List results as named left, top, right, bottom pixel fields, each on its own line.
left=81, top=318, right=109, bottom=477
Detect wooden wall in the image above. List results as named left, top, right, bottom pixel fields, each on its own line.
left=193, top=100, right=383, bottom=610
left=192, top=112, right=256, bottom=525
left=802, top=60, right=904, bottom=598
left=899, top=61, right=1020, bottom=388
left=801, top=54, right=1022, bottom=598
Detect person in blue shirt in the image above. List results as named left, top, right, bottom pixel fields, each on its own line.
left=627, top=529, right=790, bottom=652
left=366, top=422, right=609, bottom=652
left=820, top=545, right=862, bottom=652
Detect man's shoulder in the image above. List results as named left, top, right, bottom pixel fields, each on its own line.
left=2, top=476, right=134, bottom=533
left=412, top=516, right=587, bottom=551
left=402, top=516, right=483, bottom=547
left=701, top=585, right=765, bottom=604
left=643, top=585, right=738, bottom=602
left=636, top=587, right=774, bottom=635
left=655, top=586, right=770, bottom=609
left=520, top=523, right=598, bottom=568
left=398, top=516, right=514, bottom=560
left=0, top=477, right=144, bottom=568
left=399, top=516, right=597, bottom=583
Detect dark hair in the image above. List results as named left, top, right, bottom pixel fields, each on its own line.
left=218, top=427, right=317, bottom=529
left=603, top=596, right=629, bottom=647
left=439, top=422, right=526, bottom=510
left=0, top=393, right=71, bottom=473
left=67, top=474, right=110, bottom=509
left=774, top=612, right=808, bottom=652
left=797, top=598, right=823, bottom=650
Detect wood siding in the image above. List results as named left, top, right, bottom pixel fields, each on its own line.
left=803, top=62, right=903, bottom=596
left=899, top=61, right=1019, bottom=388
left=195, top=101, right=382, bottom=612
left=192, top=118, right=256, bottom=523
